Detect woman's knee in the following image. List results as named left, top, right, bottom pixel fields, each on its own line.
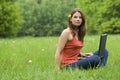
left=104, top=49, right=109, bottom=57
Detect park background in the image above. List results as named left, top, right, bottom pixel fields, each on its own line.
left=0, top=0, right=120, bottom=37
left=0, top=0, right=120, bottom=80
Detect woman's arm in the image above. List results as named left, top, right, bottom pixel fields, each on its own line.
left=55, top=29, right=70, bottom=70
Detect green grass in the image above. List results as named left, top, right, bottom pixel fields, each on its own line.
left=0, top=35, right=120, bottom=80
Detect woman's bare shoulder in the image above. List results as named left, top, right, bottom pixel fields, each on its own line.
left=60, top=28, right=73, bottom=40
left=61, top=28, right=71, bottom=35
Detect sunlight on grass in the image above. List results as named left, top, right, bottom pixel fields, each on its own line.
left=0, top=35, right=120, bottom=80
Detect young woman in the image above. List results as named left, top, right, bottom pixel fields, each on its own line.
left=55, top=8, right=108, bottom=70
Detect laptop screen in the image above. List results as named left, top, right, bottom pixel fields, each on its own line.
left=98, top=34, right=107, bottom=58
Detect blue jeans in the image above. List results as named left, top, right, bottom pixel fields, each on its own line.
left=65, top=49, right=108, bottom=69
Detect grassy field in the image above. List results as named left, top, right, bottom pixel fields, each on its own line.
left=0, top=35, right=120, bottom=80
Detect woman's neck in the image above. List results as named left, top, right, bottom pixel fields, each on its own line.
left=68, top=27, right=78, bottom=36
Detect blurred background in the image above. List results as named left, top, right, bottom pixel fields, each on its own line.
left=0, top=0, right=120, bottom=38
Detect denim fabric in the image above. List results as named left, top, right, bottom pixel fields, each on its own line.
left=94, top=49, right=108, bottom=67
left=65, top=49, right=108, bottom=69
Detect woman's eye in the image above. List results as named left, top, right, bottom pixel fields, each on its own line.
left=73, top=16, right=82, bottom=19
left=79, top=16, right=82, bottom=18
left=73, top=16, right=77, bottom=18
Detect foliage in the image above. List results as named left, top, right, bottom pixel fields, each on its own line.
left=0, top=0, right=16, bottom=3
left=76, top=0, right=120, bottom=34
left=17, top=0, right=76, bottom=37
left=99, top=0, right=120, bottom=34
left=0, top=1, right=23, bottom=37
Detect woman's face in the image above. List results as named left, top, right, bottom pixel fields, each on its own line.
left=70, top=12, right=82, bottom=27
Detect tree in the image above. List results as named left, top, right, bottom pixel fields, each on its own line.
left=0, top=0, right=23, bottom=37
left=98, top=0, right=120, bottom=34
left=17, top=0, right=76, bottom=37
left=76, top=0, right=120, bottom=34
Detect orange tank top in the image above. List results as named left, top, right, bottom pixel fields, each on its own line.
left=60, top=34, right=84, bottom=67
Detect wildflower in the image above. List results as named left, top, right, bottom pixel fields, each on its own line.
left=68, top=14, right=71, bottom=18
left=28, top=60, right=32, bottom=63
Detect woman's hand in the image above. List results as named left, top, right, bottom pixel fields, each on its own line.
left=85, top=52, right=93, bottom=56
left=80, top=52, right=93, bottom=57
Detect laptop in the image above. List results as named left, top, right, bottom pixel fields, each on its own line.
left=98, top=34, right=108, bottom=58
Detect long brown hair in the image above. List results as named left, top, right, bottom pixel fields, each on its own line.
left=68, top=8, right=86, bottom=41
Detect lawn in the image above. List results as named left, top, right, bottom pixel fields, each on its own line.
left=0, top=35, right=120, bottom=80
